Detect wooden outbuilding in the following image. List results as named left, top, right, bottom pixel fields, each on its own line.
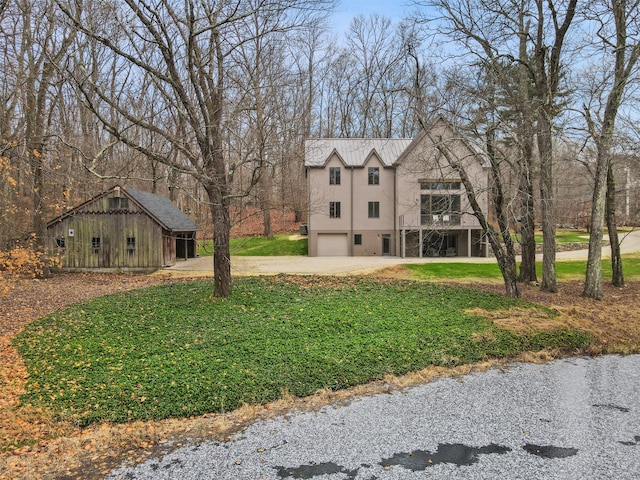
left=47, top=185, right=200, bottom=272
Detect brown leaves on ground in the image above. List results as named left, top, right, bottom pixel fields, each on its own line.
left=465, top=281, right=640, bottom=354
left=1, top=272, right=640, bottom=479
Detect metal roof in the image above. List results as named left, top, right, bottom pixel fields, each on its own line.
left=126, top=188, right=199, bottom=232
left=305, top=138, right=414, bottom=167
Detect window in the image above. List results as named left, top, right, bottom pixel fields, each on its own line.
left=108, top=197, right=129, bottom=209
left=420, top=180, right=461, bottom=190
left=368, top=201, right=380, bottom=218
left=354, top=234, right=362, bottom=245
left=329, top=201, right=341, bottom=218
left=91, top=237, right=101, bottom=251
left=126, top=237, right=136, bottom=250
left=329, top=167, right=341, bottom=185
left=368, top=167, right=379, bottom=185
left=421, top=194, right=461, bottom=225
left=55, top=237, right=65, bottom=248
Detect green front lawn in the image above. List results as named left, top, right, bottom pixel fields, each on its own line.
left=199, top=234, right=307, bottom=256
left=406, top=255, right=640, bottom=281
left=13, top=276, right=589, bottom=427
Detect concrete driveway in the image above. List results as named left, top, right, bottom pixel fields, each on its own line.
left=164, top=230, right=640, bottom=276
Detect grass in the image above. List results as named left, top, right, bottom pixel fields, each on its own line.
left=199, top=234, right=307, bottom=256
left=13, top=276, right=589, bottom=427
left=514, top=227, right=634, bottom=244
left=406, top=254, right=640, bottom=281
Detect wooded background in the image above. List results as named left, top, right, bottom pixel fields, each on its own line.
left=1, top=0, right=639, bottom=298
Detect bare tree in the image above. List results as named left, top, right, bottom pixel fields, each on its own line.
left=0, top=0, right=76, bottom=252
left=418, top=0, right=578, bottom=292
left=582, top=0, right=640, bottom=299
left=60, top=0, right=334, bottom=297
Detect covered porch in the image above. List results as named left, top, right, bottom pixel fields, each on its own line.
left=399, top=227, right=489, bottom=258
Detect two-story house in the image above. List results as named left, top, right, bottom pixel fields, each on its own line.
left=305, top=118, right=490, bottom=258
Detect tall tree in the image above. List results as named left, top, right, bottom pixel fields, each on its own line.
left=61, top=0, right=334, bottom=297
left=533, top=0, right=577, bottom=293
left=582, top=0, right=640, bottom=299
left=419, top=0, right=577, bottom=292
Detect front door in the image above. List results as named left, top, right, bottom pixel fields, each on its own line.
left=382, top=234, right=391, bottom=255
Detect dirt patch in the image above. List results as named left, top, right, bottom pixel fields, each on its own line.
left=1, top=272, right=639, bottom=479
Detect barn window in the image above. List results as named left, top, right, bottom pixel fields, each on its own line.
left=55, top=237, right=65, bottom=248
left=91, top=237, right=101, bottom=250
left=127, top=237, right=136, bottom=250
left=108, top=197, right=129, bottom=210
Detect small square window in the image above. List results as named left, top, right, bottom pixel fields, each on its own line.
left=368, top=201, right=380, bottom=218
left=368, top=167, right=379, bottom=185
left=55, top=237, right=65, bottom=248
left=354, top=234, right=362, bottom=245
left=91, top=237, right=101, bottom=250
left=329, top=167, right=341, bottom=185
left=127, top=237, right=136, bottom=249
left=329, top=201, right=341, bottom=218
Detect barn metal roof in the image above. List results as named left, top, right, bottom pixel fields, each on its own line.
left=304, top=138, right=413, bottom=168
left=126, top=188, right=199, bottom=232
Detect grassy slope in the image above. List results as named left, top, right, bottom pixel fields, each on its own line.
left=199, top=234, right=307, bottom=256
left=406, top=255, right=640, bottom=281
left=13, top=276, right=589, bottom=427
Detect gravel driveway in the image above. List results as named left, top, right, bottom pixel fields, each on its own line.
left=106, top=354, right=640, bottom=479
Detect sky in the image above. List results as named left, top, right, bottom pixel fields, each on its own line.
left=331, top=0, right=411, bottom=35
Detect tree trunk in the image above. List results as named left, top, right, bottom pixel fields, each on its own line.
left=583, top=152, right=608, bottom=300
left=517, top=167, right=537, bottom=283
left=537, top=111, right=557, bottom=292
left=207, top=186, right=232, bottom=298
left=606, top=163, right=624, bottom=287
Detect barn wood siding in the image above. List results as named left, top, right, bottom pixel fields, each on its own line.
left=48, top=210, right=164, bottom=271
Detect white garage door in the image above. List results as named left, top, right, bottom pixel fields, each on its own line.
left=317, top=233, right=349, bottom=256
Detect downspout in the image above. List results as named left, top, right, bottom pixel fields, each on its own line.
left=393, top=166, right=397, bottom=256
left=350, top=166, right=354, bottom=256
left=306, top=166, right=311, bottom=256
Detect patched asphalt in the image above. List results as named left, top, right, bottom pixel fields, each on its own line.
left=106, top=354, right=640, bottom=479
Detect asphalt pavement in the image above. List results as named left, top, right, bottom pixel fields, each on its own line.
left=106, top=355, right=640, bottom=479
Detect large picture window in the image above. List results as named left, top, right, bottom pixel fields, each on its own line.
left=421, top=194, right=461, bottom=225
left=329, top=167, right=341, bottom=185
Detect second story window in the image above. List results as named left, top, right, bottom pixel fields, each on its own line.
left=368, top=201, right=380, bottom=218
left=329, top=167, right=341, bottom=185
left=368, top=167, right=379, bottom=185
left=329, top=201, right=341, bottom=218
